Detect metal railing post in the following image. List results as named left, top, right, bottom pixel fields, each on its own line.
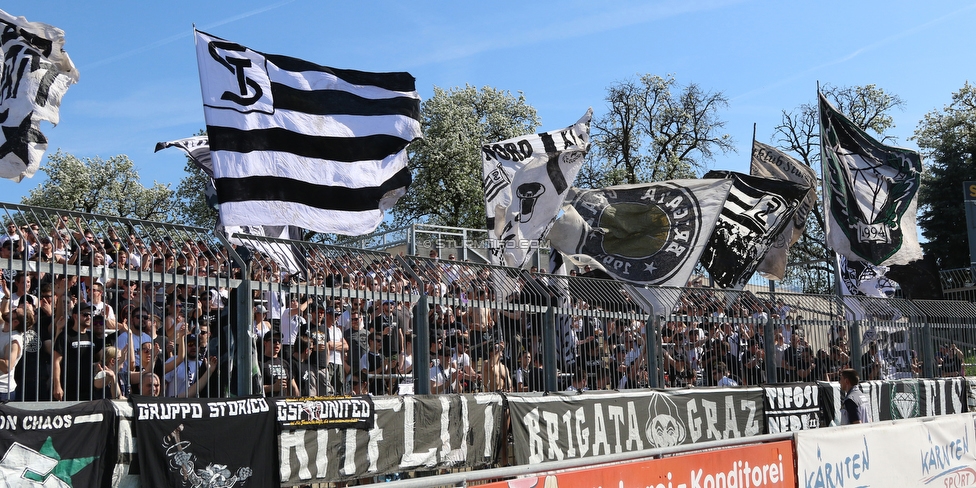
left=849, top=318, right=862, bottom=380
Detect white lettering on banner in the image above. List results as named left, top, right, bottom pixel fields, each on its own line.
left=766, top=385, right=821, bottom=432
left=591, top=403, right=611, bottom=456
left=400, top=397, right=434, bottom=468
left=687, top=396, right=759, bottom=442
left=136, top=402, right=205, bottom=420
left=802, top=436, right=871, bottom=488
left=0, top=414, right=78, bottom=431
left=690, top=454, right=785, bottom=488
left=523, top=396, right=758, bottom=462
left=276, top=398, right=373, bottom=424
left=207, top=398, right=270, bottom=417
left=21, top=415, right=73, bottom=430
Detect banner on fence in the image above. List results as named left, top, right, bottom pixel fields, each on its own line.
left=481, top=439, right=795, bottom=488
left=0, top=399, right=117, bottom=488
left=796, top=413, right=976, bottom=488
left=507, top=389, right=764, bottom=466
left=276, top=395, right=374, bottom=430
left=763, top=383, right=823, bottom=433
left=133, top=396, right=278, bottom=488
left=820, top=378, right=968, bottom=426
left=279, top=393, right=504, bottom=484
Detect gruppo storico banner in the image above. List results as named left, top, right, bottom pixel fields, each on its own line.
left=507, top=389, right=764, bottom=466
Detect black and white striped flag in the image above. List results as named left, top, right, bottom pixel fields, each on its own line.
left=194, top=30, right=422, bottom=236
left=0, top=9, right=79, bottom=182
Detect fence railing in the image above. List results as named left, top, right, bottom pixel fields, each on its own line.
left=0, top=202, right=972, bottom=404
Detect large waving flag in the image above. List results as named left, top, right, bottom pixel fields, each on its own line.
left=548, top=179, right=732, bottom=286
left=482, top=109, right=592, bottom=267
left=819, top=92, right=922, bottom=266
left=0, top=9, right=79, bottom=182
left=750, top=140, right=819, bottom=280
left=194, top=30, right=422, bottom=236
left=699, top=170, right=810, bottom=289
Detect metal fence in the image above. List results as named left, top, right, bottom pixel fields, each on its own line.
left=0, top=202, right=973, bottom=405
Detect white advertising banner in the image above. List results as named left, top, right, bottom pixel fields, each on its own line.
left=796, top=414, right=976, bottom=488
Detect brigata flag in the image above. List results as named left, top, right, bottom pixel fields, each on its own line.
left=482, top=109, right=592, bottom=267
left=0, top=9, right=79, bottom=182
left=750, top=140, right=819, bottom=280
left=195, top=30, right=422, bottom=236
left=699, top=170, right=810, bottom=289
left=819, top=92, right=922, bottom=266
left=548, top=179, right=732, bottom=287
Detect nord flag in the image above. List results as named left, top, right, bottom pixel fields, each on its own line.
left=548, top=179, right=732, bottom=287
left=195, top=30, right=422, bottom=236
left=750, top=140, right=818, bottom=280
left=700, top=170, right=810, bottom=289
left=819, top=92, right=922, bottom=266
left=482, top=109, right=592, bottom=267
left=0, top=9, right=79, bottom=182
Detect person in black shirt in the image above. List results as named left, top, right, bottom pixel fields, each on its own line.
left=343, top=311, right=369, bottom=393
left=52, top=303, right=96, bottom=401
left=289, top=335, right=314, bottom=397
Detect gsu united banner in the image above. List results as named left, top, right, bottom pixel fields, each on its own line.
left=279, top=393, right=504, bottom=485
left=507, top=389, right=763, bottom=466
left=0, top=400, right=116, bottom=488
left=134, top=396, right=278, bottom=488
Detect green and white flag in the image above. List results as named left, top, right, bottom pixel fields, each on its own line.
left=819, top=92, right=922, bottom=266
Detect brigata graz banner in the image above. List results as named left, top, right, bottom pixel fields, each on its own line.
left=133, top=396, right=278, bottom=488
left=507, top=389, right=764, bottom=466
left=279, top=393, right=504, bottom=485
left=0, top=400, right=117, bottom=488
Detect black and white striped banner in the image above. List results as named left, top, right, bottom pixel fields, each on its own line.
left=195, top=30, right=422, bottom=236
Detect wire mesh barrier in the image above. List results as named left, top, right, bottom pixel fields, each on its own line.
left=0, top=203, right=973, bottom=407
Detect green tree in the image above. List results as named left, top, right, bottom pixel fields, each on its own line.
left=913, top=82, right=976, bottom=269
left=393, top=85, right=539, bottom=229
left=21, top=151, right=175, bottom=221
left=772, top=84, right=906, bottom=293
left=579, top=74, right=735, bottom=187
left=172, top=156, right=218, bottom=229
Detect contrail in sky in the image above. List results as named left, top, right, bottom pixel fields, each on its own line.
left=731, top=3, right=976, bottom=102
left=84, top=0, right=297, bottom=70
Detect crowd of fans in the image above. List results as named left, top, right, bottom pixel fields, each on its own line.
left=0, top=215, right=966, bottom=403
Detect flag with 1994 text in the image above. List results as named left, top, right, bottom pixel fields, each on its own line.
left=820, top=92, right=922, bottom=266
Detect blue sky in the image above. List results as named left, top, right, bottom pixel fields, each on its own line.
left=7, top=1, right=976, bottom=207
